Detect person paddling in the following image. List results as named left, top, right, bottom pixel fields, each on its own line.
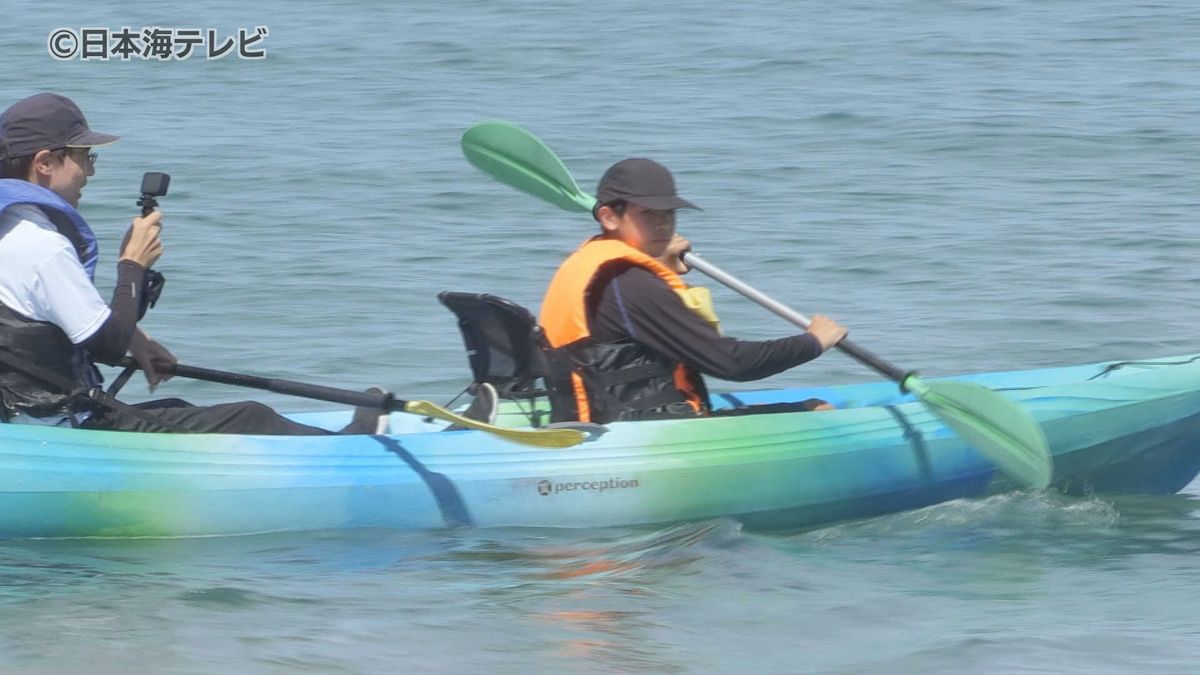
left=0, top=92, right=383, bottom=434
left=538, top=158, right=847, bottom=424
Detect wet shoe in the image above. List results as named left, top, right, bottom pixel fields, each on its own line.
left=444, top=382, right=498, bottom=431
left=464, top=382, right=498, bottom=425
left=341, top=387, right=390, bottom=434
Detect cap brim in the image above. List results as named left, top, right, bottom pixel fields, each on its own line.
left=65, top=130, right=120, bottom=148
left=626, top=195, right=701, bottom=211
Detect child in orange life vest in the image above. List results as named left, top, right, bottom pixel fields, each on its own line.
left=538, top=158, right=847, bottom=424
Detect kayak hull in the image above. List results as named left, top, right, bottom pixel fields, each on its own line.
left=2, top=355, right=1198, bottom=538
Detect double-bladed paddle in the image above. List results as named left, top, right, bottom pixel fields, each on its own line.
left=118, top=357, right=586, bottom=448
left=460, top=120, right=1053, bottom=489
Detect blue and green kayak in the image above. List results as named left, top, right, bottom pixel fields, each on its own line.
left=1, top=354, right=1198, bottom=538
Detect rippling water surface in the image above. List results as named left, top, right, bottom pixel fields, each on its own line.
left=2, top=0, right=1199, bottom=671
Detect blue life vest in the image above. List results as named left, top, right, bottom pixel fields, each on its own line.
left=0, top=179, right=98, bottom=279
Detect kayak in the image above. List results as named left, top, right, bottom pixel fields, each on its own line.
left=1, top=353, right=1199, bottom=538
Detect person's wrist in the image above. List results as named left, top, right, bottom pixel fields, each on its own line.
left=803, top=331, right=826, bottom=352
left=117, top=259, right=148, bottom=284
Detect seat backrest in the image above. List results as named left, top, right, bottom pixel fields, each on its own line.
left=437, top=291, right=548, bottom=400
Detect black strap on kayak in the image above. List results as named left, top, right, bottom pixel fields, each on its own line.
left=371, top=435, right=473, bottom=528
left=882, top=405, right=934, bottom=483
left=1088, top=354, right=1200, bottom=380
left=0, top=347, right=190, bottom=433
left=716, top=393, right=747, bottom=409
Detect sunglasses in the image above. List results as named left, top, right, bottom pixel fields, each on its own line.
left=56, top=147, right=98, bottom=166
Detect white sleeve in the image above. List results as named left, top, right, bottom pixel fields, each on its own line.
left=30, top=244, right=112, bottom=344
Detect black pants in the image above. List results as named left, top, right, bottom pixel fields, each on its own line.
left=81, top=398, right=333, bottom=435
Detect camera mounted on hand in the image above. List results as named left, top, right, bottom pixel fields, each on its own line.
left=136, top=172, right=170, bottom=320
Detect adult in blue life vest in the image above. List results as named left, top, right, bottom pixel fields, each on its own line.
left=0, top=93, right=379, bottom=434
left=539, top=158, right=849, bottom=424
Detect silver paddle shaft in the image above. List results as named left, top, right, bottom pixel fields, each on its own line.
left=682, top=252, right=813, bottom=328
left=681, top=250, right=912, bottom=385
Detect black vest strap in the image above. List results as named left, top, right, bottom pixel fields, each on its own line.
left=0, top=303, right=87, bottom=418
left=545, top=339, right=705, bottom=425
left=590, top=360, right=674, bottom=386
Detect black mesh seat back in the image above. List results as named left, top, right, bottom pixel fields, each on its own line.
left=437, top=292, right=547, bottom=399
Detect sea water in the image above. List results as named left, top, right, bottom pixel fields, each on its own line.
left=1, top=1, right=1198, bottom=671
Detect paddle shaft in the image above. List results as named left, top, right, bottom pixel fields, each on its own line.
left=681, top=252, right=912, bottom=385
left=119, top=357, right=402, bottom=411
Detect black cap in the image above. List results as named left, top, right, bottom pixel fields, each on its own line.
left=0, top=93, right=120, bottom=159
left=595, top=158, right=700, bottom=211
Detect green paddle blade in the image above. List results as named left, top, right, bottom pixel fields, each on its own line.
left=461, top=121, right=597, bottom=213
left=905, top=377, right=1053, bottom=490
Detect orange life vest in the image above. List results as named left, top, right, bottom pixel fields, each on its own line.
left=540, top=237, right=708, bottom=423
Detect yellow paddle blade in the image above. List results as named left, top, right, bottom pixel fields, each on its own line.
left=404, top=400, right=586, bottom=448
